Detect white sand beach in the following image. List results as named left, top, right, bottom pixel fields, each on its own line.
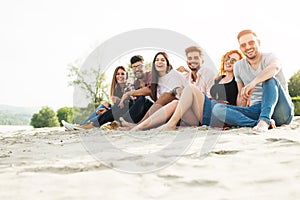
left=1, top=117, right=300, bottom=200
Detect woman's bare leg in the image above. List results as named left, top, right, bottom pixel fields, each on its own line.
left=130, top=100, right=178, bottom=131
left=119, top=117, right=136, bottom=128
left=119, top=103, right=166, bottom=128
left=160, top=85, right=205, bottom=130
left=120, top=92, right=176, bottom=128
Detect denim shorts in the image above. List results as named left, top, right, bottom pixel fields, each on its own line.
left=201, top=95, right=217, bottom=126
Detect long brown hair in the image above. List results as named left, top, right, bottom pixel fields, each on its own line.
left=110, top=66, right=128, bottom=97
left=150, top=52, right=173, bottom=101
left=217, top=50, right=244, bottom=78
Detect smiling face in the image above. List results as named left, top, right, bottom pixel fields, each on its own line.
left=154, top=53, right=168, bottom=76
left=186, top=51, right=203, bottom=71
left=131, top=61, right=145, bottom=80
left=238, top=33, right=260, bottom=60
left=116, top=68, right=127, bottom=84
left=223, top=52, right=240, bottom=72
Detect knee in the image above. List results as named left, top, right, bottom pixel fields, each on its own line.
left=170, top=100, right=178, bottom=108
left=212, top=104, right=226, bottom=119
left=262, top=77, right=278, bottom=88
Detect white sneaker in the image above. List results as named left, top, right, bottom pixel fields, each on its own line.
left=61, top=120, right=75, bottom=131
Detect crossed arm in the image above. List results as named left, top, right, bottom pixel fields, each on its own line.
left=236, top=58, right=281, bottom=107
left=119, top=87, right=152, bottom=108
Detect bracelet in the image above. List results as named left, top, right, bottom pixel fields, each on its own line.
left=171, top=87, right=180, bottom=96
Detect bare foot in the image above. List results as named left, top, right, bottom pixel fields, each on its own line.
left=118, top=126, right=132, bottom=131
left=269, top=119, right=276, bottom=129
left=130, top=126, right=142, bottom=131
left=119, top=117, right=136, bottom=128
left=157, top=124, right=177, bottom=131
left=253, top=119, right=276, bottom=132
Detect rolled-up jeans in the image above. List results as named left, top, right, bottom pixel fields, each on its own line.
left=212, top=78, right=294, bottom=127
left=80, top=103, right=111, bottom=125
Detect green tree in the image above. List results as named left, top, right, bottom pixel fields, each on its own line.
left=68, top=64, right=109, bottom=108
left=57, top=107, right=73, bottom=126
left=292, top=97, right=300, bottom=116
left=72, top=104, right=95, bottom=124
left=30, top=106, right=59, bottom=128
left=288, top=69, right=300, bottom=97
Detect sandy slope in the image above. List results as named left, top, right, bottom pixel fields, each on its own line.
left=1, top=117, right=300, bottom=200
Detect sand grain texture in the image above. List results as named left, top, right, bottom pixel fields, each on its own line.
left=1, top=117, right=300, bottom=200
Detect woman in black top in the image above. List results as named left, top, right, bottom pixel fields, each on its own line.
left=210, top=50, right=242, bottom=105
left=210, top=76, right=238, bottom=105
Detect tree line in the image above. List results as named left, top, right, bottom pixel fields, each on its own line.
left=0, top=111, right=32, bottom=125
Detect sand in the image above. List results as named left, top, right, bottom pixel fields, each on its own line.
left=1, top=117, right=300, bottom=200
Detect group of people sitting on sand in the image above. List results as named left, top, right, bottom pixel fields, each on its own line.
left=62, top=29, right=294, bottom=132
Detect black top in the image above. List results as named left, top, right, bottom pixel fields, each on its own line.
left=113, top=83, right=133, bottom=98
left=210, top=75, right=238, bottom=105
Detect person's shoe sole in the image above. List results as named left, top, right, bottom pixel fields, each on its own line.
left=61, top=120, right=75, bottom=131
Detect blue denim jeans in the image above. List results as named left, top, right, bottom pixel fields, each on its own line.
left=80, top=103, right=111, bottom=125
left=94, top=100, right=134, bottom=127
left=212, top=78, right=294, bottom=127
left=201, top=96, right=217, bottom=126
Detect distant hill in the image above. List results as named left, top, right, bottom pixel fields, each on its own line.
left=0, top=105, right=41, bottom=125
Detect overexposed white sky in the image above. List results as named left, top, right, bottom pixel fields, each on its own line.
left=1, top=0, right=299, bottom=110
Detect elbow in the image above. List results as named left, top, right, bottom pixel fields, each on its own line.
left=270, top=63, right=281, bottom=75
left=274, top=66, right=281, bottom=74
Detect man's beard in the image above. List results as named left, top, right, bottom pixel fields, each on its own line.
left=188, top=65, right=200, bottom=71
left=135, top=72, right=144, bottom=80
left=244, top=49, right=258, bottom=60
left=246, top=54, right=256, bottom=60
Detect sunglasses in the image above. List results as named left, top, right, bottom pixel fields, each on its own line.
left=131, top=64, right=144, bottom=69
left=239, top=40, right=255, bottom=48
left=224, top=57, right=237, bottom=64
left=116, top=72, right=126, bottom=76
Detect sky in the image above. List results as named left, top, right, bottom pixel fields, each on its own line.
left=0, top=0, right=300, bottom=110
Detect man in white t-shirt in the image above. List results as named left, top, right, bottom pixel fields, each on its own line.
left=212, top=29, right=294, bottom=132
left=178, top=46, right=217, bottom=98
